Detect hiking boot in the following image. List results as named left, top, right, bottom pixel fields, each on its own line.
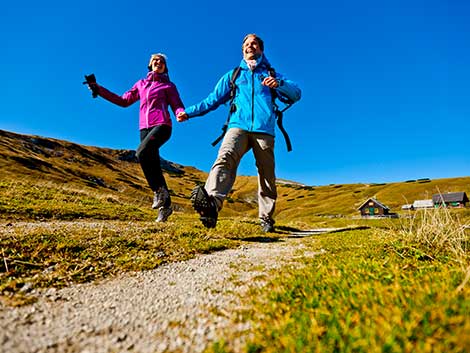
left=190, top=185, right=218, bottom=228
left=156, top=207, right=173, bottom=222
left=260, top=219, right=275, bottom=233
left=152, top=187, right=170, bottom=209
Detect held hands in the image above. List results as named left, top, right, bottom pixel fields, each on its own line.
left=262, top=76, right=279, bottom=88
left=176, top=111, right=189, bottom=122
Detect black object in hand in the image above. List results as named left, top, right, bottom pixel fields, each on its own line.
left=83, top=74, right=98, bottom=98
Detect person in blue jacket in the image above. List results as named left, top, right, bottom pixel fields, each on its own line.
left=177, top=33, right=301, bottom=232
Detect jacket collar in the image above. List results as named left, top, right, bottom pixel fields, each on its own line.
left=240, top=54, right=271, bottom=71
left=146, top=71, right=170, bottom=82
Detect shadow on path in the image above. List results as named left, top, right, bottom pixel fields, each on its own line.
left=287, top=225, right=371, bottom=238
left=239, top=236, right=283, bottom=243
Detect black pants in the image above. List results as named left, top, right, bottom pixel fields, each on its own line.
left=139, top=125, right=172, bottom=201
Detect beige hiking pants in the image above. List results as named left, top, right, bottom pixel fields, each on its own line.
left=205, top=128, right=277, bottom=222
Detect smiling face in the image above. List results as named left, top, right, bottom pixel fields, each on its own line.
left=242, top=35, right=263, bottom=61
left=150, top=55, right=166, bottom=74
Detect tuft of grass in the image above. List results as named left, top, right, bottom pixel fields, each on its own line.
left=385, top=208, right=470, bottom=280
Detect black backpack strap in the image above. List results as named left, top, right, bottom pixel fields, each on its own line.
left=211, top=66, right=242, bottom=146
left=275, top=109, right=292, bottom=152
left=267, top=66, right=293, bottom=152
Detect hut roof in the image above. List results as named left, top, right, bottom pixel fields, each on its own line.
left=357, top=198, right=390, bottom=211
left=432, top=192, right=469, bottom=204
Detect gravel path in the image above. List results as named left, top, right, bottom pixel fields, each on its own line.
left=0, top=232, right=325, bottom=353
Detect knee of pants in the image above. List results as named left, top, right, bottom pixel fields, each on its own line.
left=213, top=150, right=240, bottom=171
left=139, top=148, right=158, bottom=162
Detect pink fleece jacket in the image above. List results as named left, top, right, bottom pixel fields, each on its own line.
left=97, top=71, right=185, bottom=129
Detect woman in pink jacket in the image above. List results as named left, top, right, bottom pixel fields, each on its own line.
left=86, top=54, right=185, bottom=222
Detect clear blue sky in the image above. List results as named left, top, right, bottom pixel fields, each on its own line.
left=2, top=0, right=469, bottom=186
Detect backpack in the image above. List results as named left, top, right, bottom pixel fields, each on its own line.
left=211, top=65, right=294, bottom=152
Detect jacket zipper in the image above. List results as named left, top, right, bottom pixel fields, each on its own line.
left=251, top=70, right=255, bottom=131
left=161, top=102, right=167, bottom=122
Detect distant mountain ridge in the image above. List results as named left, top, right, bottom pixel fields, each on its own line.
left=0, top=129, right=185, bottom=175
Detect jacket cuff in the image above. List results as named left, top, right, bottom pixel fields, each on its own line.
left=175, top=107, right=185, bottom=116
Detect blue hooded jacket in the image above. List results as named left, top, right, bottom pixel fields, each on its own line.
left=185, top=55, right=301, bottom=136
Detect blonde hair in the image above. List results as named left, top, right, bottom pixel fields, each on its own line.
left=148, top=53, right=168, bottom=72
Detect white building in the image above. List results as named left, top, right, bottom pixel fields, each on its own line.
left=412, top=199, right=434, bottom=209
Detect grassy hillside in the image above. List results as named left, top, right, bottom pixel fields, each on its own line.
left=1, top=129, right=469, bottom=224
left=274, top=177, right=470, bottom=224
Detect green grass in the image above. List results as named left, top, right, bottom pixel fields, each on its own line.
left=0, top=180, right=155, bottom=221
left=208, top=216, right=470, bottom=353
